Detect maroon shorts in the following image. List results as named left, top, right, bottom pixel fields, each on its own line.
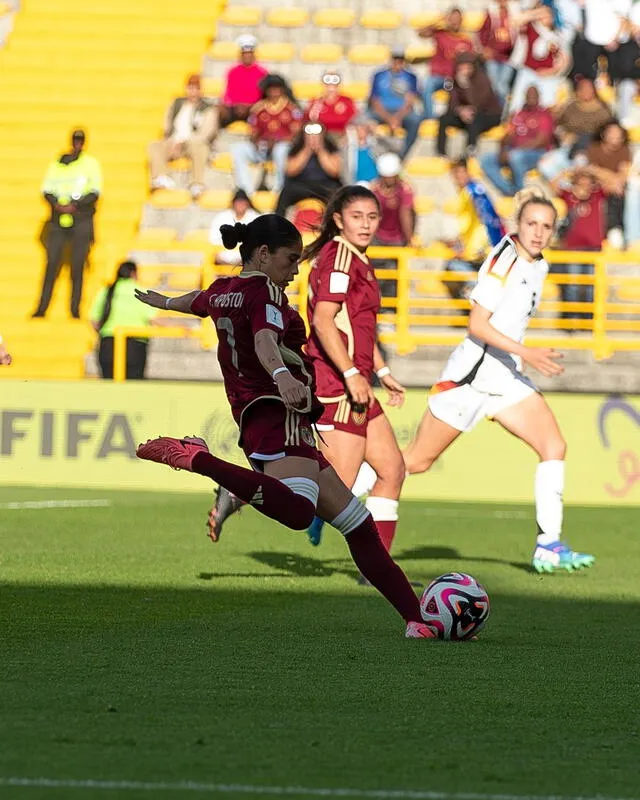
left=239, top=399, right=331, bottom=472
left=316, top=396, right=384, bottom=438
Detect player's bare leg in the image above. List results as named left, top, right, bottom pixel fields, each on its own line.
left=402, top=408, right=461, bottom=475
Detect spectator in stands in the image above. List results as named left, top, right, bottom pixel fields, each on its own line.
left=231, top=75, right=302, bottom=196
left=477, top=0, right=517, bottom=105
left=570, top=0, right=638, bottom=123
left=538, top=78, right=613, bottom=181
left=0, top=334, right=12, bottom=365
left=209, top=189, right=261, bottom=265
left=586, top=120, right=631, bottom=248
left=33, top=130, right=102, bottom=320
left=442, top=159, right=505, bottom=300
left=480, top=85, right=554, bottom=195
left=90, top=261, right=157, bottom=380
left=509, top=5, right=570, bottom=112
left=370, top=153, right=416, bottom=311
left=624, top=150, right=640, bottom=244
left=219, top=35, right=268, bottom=128
left=367, top=47, right=422, bottom=160
left=344, top=116, right=386, bottom=184
left=275, top=123, right=342, bottom=216
left=305, top=71, right=357, bottom=140
left=419, top=8, right=476, bottom=120
left=437, top=54, right=502, bottom=158
left=550, top=169, right=606, bottom=322
left=148, top=74, right=216, bottom=199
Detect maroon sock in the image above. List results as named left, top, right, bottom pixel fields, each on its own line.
left=374, top=520, right=397, bottom=552
left=192, top=452, right=315, bottom=530
left=346, top=515, right=421, bottom=623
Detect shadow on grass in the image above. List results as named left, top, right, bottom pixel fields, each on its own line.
left=0, top=581, right=638, bottom=798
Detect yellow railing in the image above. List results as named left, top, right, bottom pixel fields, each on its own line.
left=112, top=245, right=640, bottom=380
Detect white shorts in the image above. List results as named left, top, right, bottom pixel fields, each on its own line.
left=428, top=375, right=535, bottom=433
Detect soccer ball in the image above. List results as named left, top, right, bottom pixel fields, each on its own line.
left=420, top=572, right=490, bottom=641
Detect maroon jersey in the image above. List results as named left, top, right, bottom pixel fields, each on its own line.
left=191, top=273, right=320, bottom=425
left=559, top=188, right=606, bottom=250
left=306, top=236, right=380, bottom=398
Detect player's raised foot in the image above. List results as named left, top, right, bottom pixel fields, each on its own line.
left=532, top=541, right=595, bottom=574
left=207, top=486, right=244, bottom=543
left=136, top=436, right=209, bottom=472
left=405, top=621, right=437, bottom=639
left=306, top=516, right=325, bottom=547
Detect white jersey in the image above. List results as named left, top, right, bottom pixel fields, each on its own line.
left=439, top=235, right=548, bottom=394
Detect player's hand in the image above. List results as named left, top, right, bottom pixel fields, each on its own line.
left=345, top=372, right=375, bottom=407
left=381, top=374, right=405, bottom=407
left=135, top=289, right=169, bottom=309
left=522, top=347, right=564, bottom=377
left=275, top=371, right=309, bottom=410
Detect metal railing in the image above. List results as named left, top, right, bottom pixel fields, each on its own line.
left=111, top=245, right=640, bottom=381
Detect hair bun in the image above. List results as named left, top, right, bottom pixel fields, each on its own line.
left=220, top=222, right=248, bottom=250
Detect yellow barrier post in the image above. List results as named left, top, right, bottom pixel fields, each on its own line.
left=394, top=248, right=413, bottom=355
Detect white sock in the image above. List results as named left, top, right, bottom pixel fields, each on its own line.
left=535, top=460, right=564, bottom=545
left=351, top=462, right=377, bottom=497
left=365, top=496, right=399, bottom=521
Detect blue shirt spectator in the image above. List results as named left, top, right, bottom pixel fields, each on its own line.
left=367, top=48, right=421, bottom=160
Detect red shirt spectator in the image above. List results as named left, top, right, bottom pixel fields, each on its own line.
left=250, top=97, right=302, bottom=143
left=478, top=3, right=515, bottom=63
left=420, top=9, right=475, bottom=79
left=305, top=72, right=356, bottom=136
left=223, top=62, right=268, bottom=107
left=559, top=182, right=607, bottom=250
left=522, top=21, right=560, bottom=72
left=508, top=104, right=555, bottom=149
left=370, top=153, right=416, bottom=246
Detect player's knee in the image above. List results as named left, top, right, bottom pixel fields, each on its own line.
left=405, top=452, right=438, bottom=475
left=539, top=436, right=567, bottom=462
left=376, top=456, right=405, bottom=493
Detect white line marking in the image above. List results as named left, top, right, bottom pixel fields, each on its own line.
left=0, top=778, right=635, bottom=800
left=0, top=499, right=112, bottom=510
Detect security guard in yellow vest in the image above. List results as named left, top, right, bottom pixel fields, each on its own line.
left=33, top=129, right=102, bottom=319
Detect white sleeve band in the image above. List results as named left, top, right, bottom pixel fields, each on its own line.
left=329, top=271, right=350, bottom=295
left=165, top=297, right=172, bottom=310
left=343, top=367, right=360, bottom=378
left=271, top=367, right=289, bottom=379
left=376, top=366, right=391, bottom=378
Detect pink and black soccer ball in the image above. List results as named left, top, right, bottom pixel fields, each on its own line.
left=420, top=572, right=490, bottom=640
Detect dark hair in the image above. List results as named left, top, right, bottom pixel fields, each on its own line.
left=231, top=188, right=256, bottom=211
left=594, top=119, right=629, bottom=146
left=288, top=128, right=339, bottom=158
left=98, top=260, right=137, bottom=332
left=450, top=158, right=468, bottom=171
left=259, top=73, right=299, bottom=107
left=220, top=214, right=302, bottom=263
left=302, top=185, right=380, bottom=263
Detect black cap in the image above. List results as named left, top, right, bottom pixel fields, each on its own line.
left=71, top=129, right=86, bottom=141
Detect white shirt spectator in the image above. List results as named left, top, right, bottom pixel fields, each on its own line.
left=172, top=103, right=196, bottom=143
left=209, top=207, right=262, bottom=265
left=584, top=0, right=632, bottom=46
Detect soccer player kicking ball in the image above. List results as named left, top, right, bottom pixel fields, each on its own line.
left=135, top=214, right=434, bottom=638
left=403, top=187, right=595, bottom=574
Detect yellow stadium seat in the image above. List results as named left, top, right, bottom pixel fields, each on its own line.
left=266, top=7, right=310, bottom=27
left=219, top=5, right=261, bottom=26
left=208, top=41, right=240, bottom=61
left=348, top=44, right=390, bottom=66
left=0, top=1, right=12, bottom=16
left=599, top=85, right=615, bottom=105
left=415, top=197, right=435, bottom=214
left=616, top=284, right=640, bottom=302
left=226, top=120, right=251, bottom=136
left=149, top=189, right=192, bottom=209
left=441, top=197, right=459, bottom=214
left=211, top=152, right=234, bottom=172
left=463, top=10, right=485, bottom=32
left=481, top=125, right=505, bottom=141
left=433, top=90, right=449, bottom=104
left=256, top=42, right=296, bottom=63
left=628, top=126, right=640, bottom=144
left=198, top=189, right=233, bottom=210
left=300, top=43, right=344, bottom=64
left=201, top=76, right=224, bottom=97
left=292, top=81, right=321, bottom=102
left=132, top=228, right=178, bottom=248
left=405, top=157, right=449, bottom=177
left=542, top=282, right=560, bottom=301
left=182, top=228, right=214, bottom=245
left=419, top=119, right=438, bottom=138
left=168, top=158, right=191, bottom=171
left=405, top=42, right=436, bottom=61
left=408, top=12, right=441, bottom=29
left=312, top=8, right=356, bottom=28
left=251, top=191, right=277, bottom=212
left=165, top=269, right=203, bottom=290
left=343, top=81, right=370, bottom=102
left=360, top=10, right=403, bottom=30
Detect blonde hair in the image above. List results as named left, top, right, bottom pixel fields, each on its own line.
left=514, top=185, right=557, bottom=225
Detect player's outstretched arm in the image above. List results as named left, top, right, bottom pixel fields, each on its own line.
left=134, top=289, right=201, bottom=315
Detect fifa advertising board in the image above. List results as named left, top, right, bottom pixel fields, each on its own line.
left=0, top=380, right=639, bottom=505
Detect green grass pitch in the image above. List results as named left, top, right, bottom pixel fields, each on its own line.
left=1, top=485, right=638, bottom=800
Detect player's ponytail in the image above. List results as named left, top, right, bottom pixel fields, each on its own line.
left=302, top=185, right=380, bottom=263
left=221, top=214, right=302, bottom=264
left=97, top=260, right=137, bottom=333
left=514, top=185, right=557, bottom=225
